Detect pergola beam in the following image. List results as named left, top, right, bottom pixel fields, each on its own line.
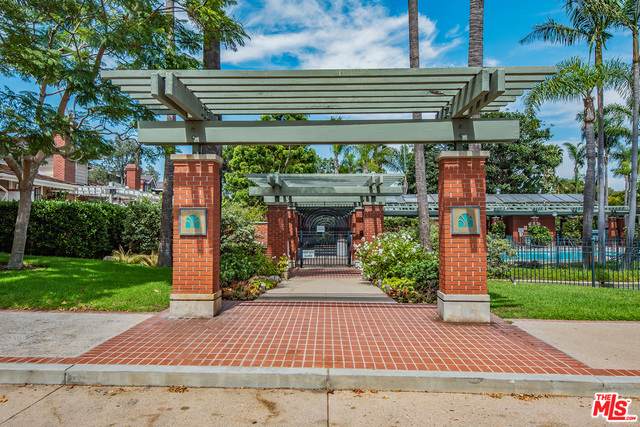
left=249, top=186, right=401, bottom=197
left=150, top=73, right=211, bottom=121
left=137, top=118, right=520, bottom=146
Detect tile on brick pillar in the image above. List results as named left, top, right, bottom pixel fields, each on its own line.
left=169, top=154, right=222, bottom=318
left=436, top=151, right=490, bottom=323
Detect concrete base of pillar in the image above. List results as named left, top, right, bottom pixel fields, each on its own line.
left=170, top=291, right=222, bottom=318
left=437, top=291, right=490, bottom=323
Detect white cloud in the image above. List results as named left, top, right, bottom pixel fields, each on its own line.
left=485, top=58, right=500, bottom=67
left=223, top=0, right=463, bottom=69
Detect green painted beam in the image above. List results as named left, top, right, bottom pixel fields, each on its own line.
left=137, top=118, right=520, bottom=145
left=448, top=70, right=489, bottom=119
left=150, top=73, right=190, bottom=121
left=102, top=66, right=556, bottom=80
left=466, top=69, right=506, bottom=117
left=248, top=186, right=401, bottom=196
left=164, top=73, right=211, bottom=121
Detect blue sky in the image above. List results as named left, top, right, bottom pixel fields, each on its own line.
left=1, top=0, right=635, bottom=189
left=217, top=0, right=634, bottom=190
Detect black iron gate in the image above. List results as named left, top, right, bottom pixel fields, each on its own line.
left=296, top=204, right=354, bottom=267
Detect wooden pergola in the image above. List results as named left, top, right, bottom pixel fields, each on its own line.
left=102, top=67, right=554, bottom=147
left=101, top=66, right=557, bottom=322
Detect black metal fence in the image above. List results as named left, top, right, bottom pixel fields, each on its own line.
left=507, top=237, right=640, bottom=289
left=297, top=231, right=352, bottom=267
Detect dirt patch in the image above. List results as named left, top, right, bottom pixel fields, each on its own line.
left=0, top=263, right=45, bottom=271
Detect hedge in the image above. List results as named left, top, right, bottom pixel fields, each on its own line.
left=0, top=199, right=160, bottom=259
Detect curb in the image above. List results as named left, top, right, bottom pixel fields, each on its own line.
left=1, top=364, right=638, bottom=397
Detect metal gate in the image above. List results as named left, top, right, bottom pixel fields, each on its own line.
left=296, top=204, right=354, bottom=267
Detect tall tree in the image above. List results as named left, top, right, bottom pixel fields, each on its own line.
left=332, top=145, right=351, bottom=174
left=387, top=145, right=414, bottom=194
left=156, top=0, right=246, bottom=268
left=525, top=57, right=628, bottom=266
left=563, top=141, right=587, bottom=193
left=0, top=0, right=207, bottom=269
left=408, top=0, right=432, bottom=250
left=521, top=0, right=615, bottom=260
left=353, top=145, right=374, bottom=174
left=612, top=0, right=640, bottom=258
left=468, top=0, right=484, bottom=151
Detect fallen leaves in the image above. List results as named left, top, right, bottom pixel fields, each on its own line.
left=168, top=385, right=188, bottom=393
left=0, top=396, right=7, bottom=403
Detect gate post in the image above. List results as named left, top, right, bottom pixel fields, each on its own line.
left=436, top=151, right=490, bottom=323
left=170, top=154, right=222, bottom=318
left=266, top=202, right=289, bottom=260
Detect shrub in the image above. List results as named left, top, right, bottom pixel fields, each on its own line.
left=562, top=217, right=582, bottom=241
left=528, top=224, right=552, bottom=246
left=487, top=234, right=517, bottom=279
left=220, top=202, right=277, bottom=283
left=489, top=221, right=506, bottom=237
left=0, top=200, right=127, bottom=258
left=355, top=231, right=439, bottom=296
left=121, top=199, right=161, bottom=254
left=384, top=217, right=439, bottom=251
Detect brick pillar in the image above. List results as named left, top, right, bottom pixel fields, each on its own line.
left=267, top=203, right=289, bottom=260
left=287, top=208, right=298, bottom=261
left=363, top=203, right=384, bottom=239
left=170, top=154, right=222, bottom=318
left=609, top=217, right=618, bottom=241
left=351, top=207, right=365, bottom=257
left=436, top=151, right=490, bottom=323
left=52, top=134, right=75, bottom=183
left=125, top=164, right=142, bottom=190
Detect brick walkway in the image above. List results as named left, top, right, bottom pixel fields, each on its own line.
left=1, top=301, right=637, bottom=377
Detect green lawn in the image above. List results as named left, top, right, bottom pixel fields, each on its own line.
left=488, top=280, right=640, bottom=320
left=0, top=253, right=172, bottom=312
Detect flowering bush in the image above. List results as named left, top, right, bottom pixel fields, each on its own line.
left=355, top=232, right=429, bottom=280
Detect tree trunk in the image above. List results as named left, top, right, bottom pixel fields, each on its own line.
left=202, top=36, right=223, bottom=157
left=596, top=85, right=606, bottom=263
left=157, top=117, right=175, bottom=267
left=468, top=0, right=484, bottom=151
left=8, top=184, right=34, bottom=269
left=334, top=155, right=339, bottom=174
left=583, top=101, right=597, bottom=269
left=409, top=0, right=432, bottom=250
left=626, top=31, right=639, bottom=265
left=6, top=155, right=43, bottom=269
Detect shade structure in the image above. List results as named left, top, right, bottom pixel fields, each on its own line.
left=102, top=67, right=554, bottom=118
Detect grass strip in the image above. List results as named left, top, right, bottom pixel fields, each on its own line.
left=0, top=253, right=171, bottom=312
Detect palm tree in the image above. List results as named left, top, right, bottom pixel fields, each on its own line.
left=563, top=141, right=587, bottom=193
left=387, top=145, right=414, bottom=193
left=468, top=0, right=484, bottom=152
left=341, top=153, right=359, bottom=174
left=579, top=105, right=631, bottom=202
left=521, top=0, right=615, bottom=256
left=611, top=144, right=633, bottom=205
left=612, top=0, right=640, bottom=258
left=408, top=0, right=432, bottom=250
left=525, top=56, right=628, bottom=267
left=331, top=145, right=351, bottom=174
left=354, top=145, right=374, bottom=174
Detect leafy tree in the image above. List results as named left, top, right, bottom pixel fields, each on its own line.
left=525, top=56, right=628, bottom=266
left=0, top=0, right=245, bottom=269
left=223, top=115, right=318, bottom=206
left=339, top=152, right=359, bottom=174
left=563, top=141, right=587, bottom=193
left=481, top=111, right=562, bottom=193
